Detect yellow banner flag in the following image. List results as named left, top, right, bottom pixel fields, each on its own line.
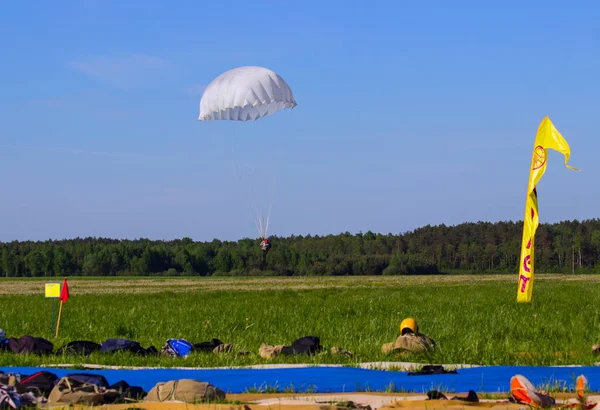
left=517, top=116, right=579, bottom=303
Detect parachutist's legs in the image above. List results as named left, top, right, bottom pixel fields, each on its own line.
left=260, top=251, right=266, bottom=270
left=260, top=249, right=270, bottom=270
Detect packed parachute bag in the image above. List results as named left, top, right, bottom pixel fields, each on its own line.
left=193, top=339, right=240, bottom=354
left=408, top=365, right=458, bottom=376
left=99, top=338, right=157, bottom=356
left=62, top=374, right=145, bottom=404
left=260, top=336, right=324, bottom=360
left=56, top=341, right=101, bottom=356
left=65, top=374, right=109, bottom=389
left=212, top=343, right=235, bottom=354
left=193, top=338, right=224, bottom=352
left=145, top=379, right=225, bottom=403
left=49, top=373, right=144, bottom=404
left=48, top=376, right=120, bottom=405
left=7, top=336, right=53, bottom=355
left=145, top=345, right=159, bottom=355
left=0, top=383, right=39, bottom=409
left=427, top=389, right=479, bottom=402
left=260, top=336, right=349, bottom=359
left=161, top=339, right=193, bottom=358
left=16, top=371, right=58, bottom=397
left=99, top=338, right=143, bottom=355
left=259, top=343, right=286, bottom=359
left=0, top=384, right=21, bottom=410
left=281, top=336, right=326, bottom=356
left=108, top=380, right=147, bottom=402
left=0, top=372, right=20, bottom=387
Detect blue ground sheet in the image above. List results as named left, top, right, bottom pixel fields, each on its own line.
left=2, top=365, right=599, bottom=393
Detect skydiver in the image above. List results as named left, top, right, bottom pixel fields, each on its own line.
left=381, top=318, right=436, bottom=355
left=260, top=237, right=272, bottom=267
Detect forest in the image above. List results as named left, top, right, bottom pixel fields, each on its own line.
left=1, top=219, right=600, bottom=277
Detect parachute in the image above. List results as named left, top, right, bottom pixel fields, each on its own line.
left=199, top=66, right=296, bottom=122
left=198, top=66, right=296, bottom=241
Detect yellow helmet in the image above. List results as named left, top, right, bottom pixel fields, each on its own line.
left=400, top=318, right=418, bottom=335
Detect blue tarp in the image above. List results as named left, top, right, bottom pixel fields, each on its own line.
left=2, top=366, right=599, bottom=393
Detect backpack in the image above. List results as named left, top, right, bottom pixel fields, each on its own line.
left=144, top=379, right=225, bottom=403
left=193, top=338, right=223, bottom=352
left=56, top=341, right=101, bottom=356
left=281, top=336, right=325, bottom=356
left=8, top=336, right=53, bottom=355
left=48, top=376, right=120, bottom=405
left=66, top=373, right=109, bottom=389
left=16, top=371, right=58, bottom=397
left=161, top=339, right=193, bottom=357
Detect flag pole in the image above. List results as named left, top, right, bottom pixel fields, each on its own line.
left=51, top=298, right=55, bottom=334
left=55, top=300, right=64, bottom=338
left=55, top=277, right=69, bottom=338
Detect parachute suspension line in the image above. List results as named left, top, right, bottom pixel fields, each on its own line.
left=258, top=217, right=262, bottom=239
left=232, top=155, right=265, bottom=239
left=256, top=216, right=264, bottom=239
left=246, top=167, right=266, bottom=237
left=258, top=216, right=267, bottom=239
left=264, top=125, right=288, bottom=239
left=264, top=173, right=277, bottom=239
left=229, top=129, right=263, bottom=238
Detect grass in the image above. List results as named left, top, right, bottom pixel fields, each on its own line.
left=1, top=274, right=600, bottom=368
left=243, top=382, right=318, bottom=393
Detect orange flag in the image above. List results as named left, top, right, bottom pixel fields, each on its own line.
left=60, top=278, right=69, bottom=302
left=55, top=278, right=70, bottom=337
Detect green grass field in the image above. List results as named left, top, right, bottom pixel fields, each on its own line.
left=1, top=274, right=600, bottom=368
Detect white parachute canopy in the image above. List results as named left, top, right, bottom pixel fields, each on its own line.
left=199, top=66, right=296, bottom=122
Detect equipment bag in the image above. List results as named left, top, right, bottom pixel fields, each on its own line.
left=16, top=371, right=58, bottom=397
left=0, top=385, right=21, bottom=409
left=145, top=379, right=225, bottom=403
left=8, top=336, right=53, bottom=355
left=56, top=341, right=101, bottom=356
left=99, top=338, right=144, bottom=355
left=109, top=380, right=147, bottom=402
left=193, top=338, right=223, bottom=352
left=48, top=376, right=120, bottom=405
left=66, top=373, right=109, bottom=389
left=281, top=336, right=324, bottom=356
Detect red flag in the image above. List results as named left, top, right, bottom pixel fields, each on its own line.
left=59, top=278, right=69, bottom=302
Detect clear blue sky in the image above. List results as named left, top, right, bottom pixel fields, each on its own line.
left=0, top=0, right=598, bottom=242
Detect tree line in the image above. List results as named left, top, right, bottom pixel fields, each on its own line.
left=2, top=219, right=600, bottom=277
